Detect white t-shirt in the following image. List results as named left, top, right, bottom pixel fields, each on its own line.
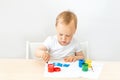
left=43, top=35, right=82, bottom=59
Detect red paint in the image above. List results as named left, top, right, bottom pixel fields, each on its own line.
left=48, top=64, right=54, bottom=72
left=54, top=67, right=61, bottom=72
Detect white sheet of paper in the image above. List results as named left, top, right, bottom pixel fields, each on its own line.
left=44, top=60, right=103, bottom=79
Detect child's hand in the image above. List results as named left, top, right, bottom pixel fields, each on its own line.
left=64, top=56, right=77, bottom=62
left=41, top=52, right=50, bottom=63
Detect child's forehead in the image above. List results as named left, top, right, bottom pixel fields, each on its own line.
left=56, top=23, right=76, bottom=35
left=57, top=19, right=74, bottom=25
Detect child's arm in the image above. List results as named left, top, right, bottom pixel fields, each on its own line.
left=75, top=51, right=84, bottom=60
left=35, top=44, right=50, bottom=62
left=64, top=51, right=84, bottom=62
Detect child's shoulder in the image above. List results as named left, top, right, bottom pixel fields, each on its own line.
left=46, top=35, right=57, bottom=42
left=72, top=36, right=79, bottom=42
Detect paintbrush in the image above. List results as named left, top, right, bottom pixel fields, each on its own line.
left=46, top=61, right=48, bottom=64
left=91, top=66, right=94, bottom=72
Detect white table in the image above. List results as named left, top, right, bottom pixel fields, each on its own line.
left=0, top=59, right=119, bottom=80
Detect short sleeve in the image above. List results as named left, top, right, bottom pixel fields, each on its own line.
left=75, top=39, right=82, bottom=52
left=43, top=36, right=52, bottom=51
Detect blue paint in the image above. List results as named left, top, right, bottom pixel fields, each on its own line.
left=63, top=64, right=70, bottom=67
left=53, top=62, right=70, bottom=67
left=78, top=59, right=85, bottom=68
left=53, top=62, right=62, bottom=67
left=57, top=63, right=63, bottom=67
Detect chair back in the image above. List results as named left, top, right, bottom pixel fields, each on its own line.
left=26, top=41, right=89, bottom=59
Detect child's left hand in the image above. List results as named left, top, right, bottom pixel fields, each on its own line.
left=64, top=56, right=77, bottom=62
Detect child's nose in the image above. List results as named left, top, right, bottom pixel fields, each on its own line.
left=62, top=36, right=66, bottom=41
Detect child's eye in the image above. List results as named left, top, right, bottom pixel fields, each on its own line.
left=66, top=35, right=70, bottom=37
left=59, top=34, right=63, bottom=36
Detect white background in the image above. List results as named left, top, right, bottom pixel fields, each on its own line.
left=0, top=0, right=120, bottom=60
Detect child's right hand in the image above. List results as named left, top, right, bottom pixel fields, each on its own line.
left=41, top=52, right=50, bottom=63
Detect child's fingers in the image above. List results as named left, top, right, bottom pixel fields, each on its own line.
left=44, top=58, right=49, bottom=63
left=44, top=56, right=49, bottom=62
left=64, top=57, right=72, bottom=62
left=64, top=56, right=77, bottom=62
left=68, top=57, right=73, bottom=62
left=43, top=57, right=48, bottom=62
left=42, top=53, right=50, bottom=62
left=73, top=57, right=77, bottom=62
left=64, top=57, right=68, bottom=62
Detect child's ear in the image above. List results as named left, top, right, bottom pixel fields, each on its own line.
left=55, top=23, right=57, bottom=27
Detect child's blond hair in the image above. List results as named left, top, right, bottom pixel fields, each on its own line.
left=56, top=11, right=77, bottom=29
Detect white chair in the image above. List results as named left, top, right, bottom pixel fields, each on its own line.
left=26, top=41, right=89, bottom=59
left=26, top=41, right=42, bottom=59
left=79, top=41, right=89, bottom=59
